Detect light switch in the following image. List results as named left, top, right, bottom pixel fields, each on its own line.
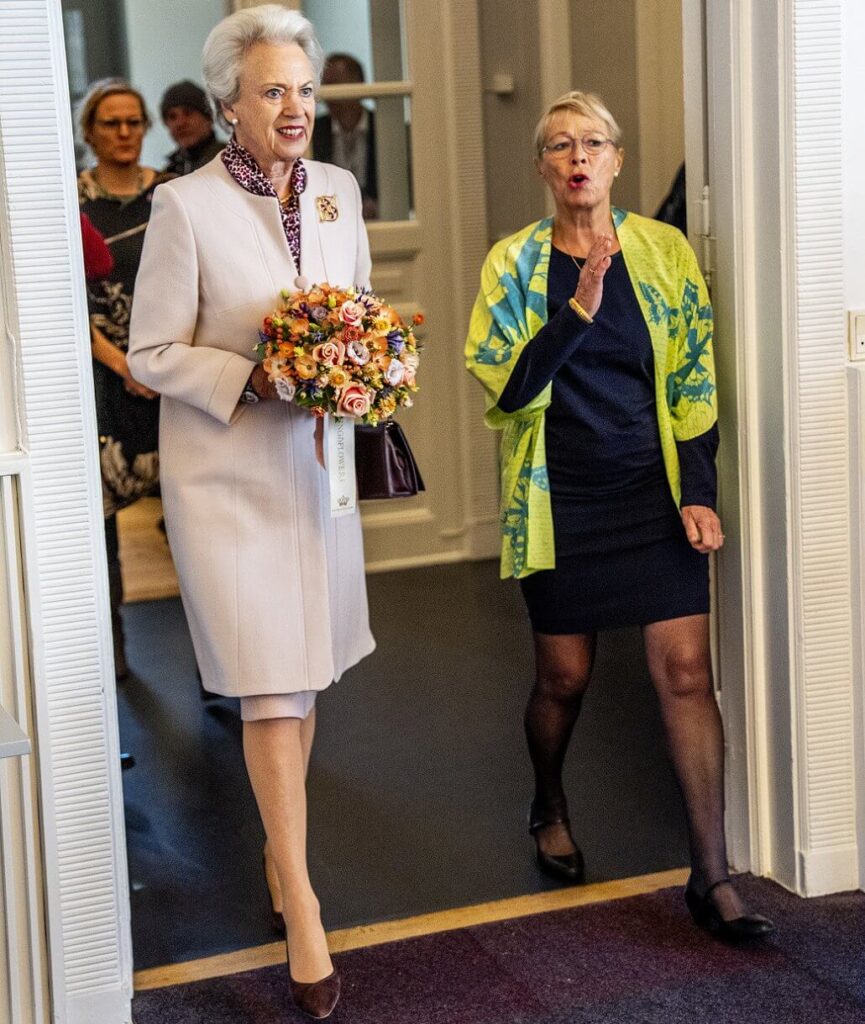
left=486, top=73, right=515, bottom=96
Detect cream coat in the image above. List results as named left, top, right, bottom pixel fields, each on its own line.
left=128, top=156, right=375, bottom=697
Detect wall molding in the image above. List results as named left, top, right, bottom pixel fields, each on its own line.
left=0, top=2, right=132, bottom=1020
left=437, top=0, right=500, bottom=562
left=708, top=0, right=859, bottom=895
left=783, top=0, right=856, bottom=895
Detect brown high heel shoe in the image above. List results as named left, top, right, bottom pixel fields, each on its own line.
left=288, top=955, right=341, bottom=1020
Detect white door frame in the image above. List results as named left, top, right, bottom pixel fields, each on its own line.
left=0, top=2, right=133, bottom=1022
left=704, top=0, right=861, bottom=895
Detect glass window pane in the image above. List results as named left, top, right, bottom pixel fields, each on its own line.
left=303, top=0, right=407, bottom=82
left=312, top=95, right=413, bottom=221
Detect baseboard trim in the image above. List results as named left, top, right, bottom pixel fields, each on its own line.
left=133, top=868, right=689, bottom=992
left=797, top=844, right=860, bottom=896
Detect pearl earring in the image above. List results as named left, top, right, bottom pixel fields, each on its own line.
left=230, top=118, right=238, bottom=126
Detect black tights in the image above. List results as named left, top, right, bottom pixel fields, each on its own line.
left=525, top=615, right=743, bottom=910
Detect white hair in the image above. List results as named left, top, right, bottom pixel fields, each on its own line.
left=202, top=4, right=324, bottom=131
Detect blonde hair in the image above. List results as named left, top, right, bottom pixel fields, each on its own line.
left=202, top=4, right=324, bottom=132
left=78, top=78, right=151, bottom=144
left=534, top=90, right=622, bottom=159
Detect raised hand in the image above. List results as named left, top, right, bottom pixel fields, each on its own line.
left=573, top=233, right=614, bottom=319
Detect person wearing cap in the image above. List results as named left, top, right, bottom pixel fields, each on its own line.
left=160, top=79, right=224, bottom=176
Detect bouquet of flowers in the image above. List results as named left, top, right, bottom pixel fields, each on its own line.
left=256, top=283, right=421, bottom=425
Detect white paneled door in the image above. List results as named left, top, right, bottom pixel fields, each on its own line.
left=309, top=0, right=501, bottom=572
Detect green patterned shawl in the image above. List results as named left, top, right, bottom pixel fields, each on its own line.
left=465, top=208, right=716, bottom=579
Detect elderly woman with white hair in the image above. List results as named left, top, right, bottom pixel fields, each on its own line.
left=128, top=5, right=374, bottom=1017
left=466, top=91, right=775, bottom=943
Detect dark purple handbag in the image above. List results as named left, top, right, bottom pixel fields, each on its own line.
left=355, top=420, right=425, bottom=500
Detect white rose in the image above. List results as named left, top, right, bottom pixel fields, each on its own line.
left=274, top=378, right=296, bottom=402
left=347, top=339, right=371, bottom=365
left=385, top=360, right=405, bottom=386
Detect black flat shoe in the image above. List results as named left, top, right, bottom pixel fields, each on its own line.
left=529, top=805, right=585, bottom=884
left=289, top=965, right=341, bottom=1020
left=685, top=876, right=775, bottom=942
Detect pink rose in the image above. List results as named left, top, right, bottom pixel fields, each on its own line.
left=346, top=339, right=371, bottom=365
left=336, top=383, right=372, bottom=418
left=403, top=366, right=417, bottom=386
left=384, top=359, right=405, bottom=386
left=312, top=340, right=346, bottom=365
left=338, top=300, right=366, bottom=327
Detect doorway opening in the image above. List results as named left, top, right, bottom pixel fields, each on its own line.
left=60, top=0, right=698, bottom=979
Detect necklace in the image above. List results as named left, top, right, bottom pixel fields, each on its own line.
left=92, top=166, right=146, bottom=200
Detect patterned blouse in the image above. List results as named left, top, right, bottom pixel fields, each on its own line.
left=222, top=136, right=307, bottom=269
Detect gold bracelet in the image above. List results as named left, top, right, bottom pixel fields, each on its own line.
left=568, top=297, right=594, bottom=324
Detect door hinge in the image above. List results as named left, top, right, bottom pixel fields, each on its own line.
left=698, top=184, right=716, bottom=294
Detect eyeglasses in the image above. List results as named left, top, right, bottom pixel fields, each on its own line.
left=94, top=118, right=147, bottom=131
left=542, top=134, right=614, bottom=159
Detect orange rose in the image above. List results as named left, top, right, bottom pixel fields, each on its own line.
left=336, top=383, right=372, bottom=418
left=312, top=340, right=346, bottom=366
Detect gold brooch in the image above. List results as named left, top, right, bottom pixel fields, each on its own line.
left=316, top=195, right=339, bottom=222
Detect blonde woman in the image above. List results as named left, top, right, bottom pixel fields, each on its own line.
left=466, top=91, right=774, bottom=943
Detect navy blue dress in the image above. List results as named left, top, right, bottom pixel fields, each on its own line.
left=499, top=246, right=716, bottom=634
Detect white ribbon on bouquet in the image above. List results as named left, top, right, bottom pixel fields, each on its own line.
left=324, top=413, right=357, bottom=517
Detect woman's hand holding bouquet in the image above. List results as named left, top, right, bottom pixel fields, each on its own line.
left=256, top=283, right=422, bottom=512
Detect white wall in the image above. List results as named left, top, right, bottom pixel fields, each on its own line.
left=123, top=0, right=227, bottom=169
left=635, top=0, right=685, bottom=215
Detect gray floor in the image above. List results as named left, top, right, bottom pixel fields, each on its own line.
left=119, top=559, right=689, bottom=970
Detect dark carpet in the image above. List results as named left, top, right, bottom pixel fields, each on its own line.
left=132, top=875, right=865, bottom=1023
left=120, top=559, right=689, bottom=970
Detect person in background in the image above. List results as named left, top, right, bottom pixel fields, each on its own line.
left=160, top=79, right=224, bottom=176
left=78, top=78, right=172, bottom=681
left=655, top=162, right=687, bottom=234
left=466, top=90, right=774, bottom=943
left=314, top=53, right=378, bottom=218
left=128, top=7, right=375, bottom=1017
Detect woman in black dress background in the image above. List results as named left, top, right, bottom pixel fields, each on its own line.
left=78, top=79, right=172, bottom=678
left=466, top=91, right=773, bottom=941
